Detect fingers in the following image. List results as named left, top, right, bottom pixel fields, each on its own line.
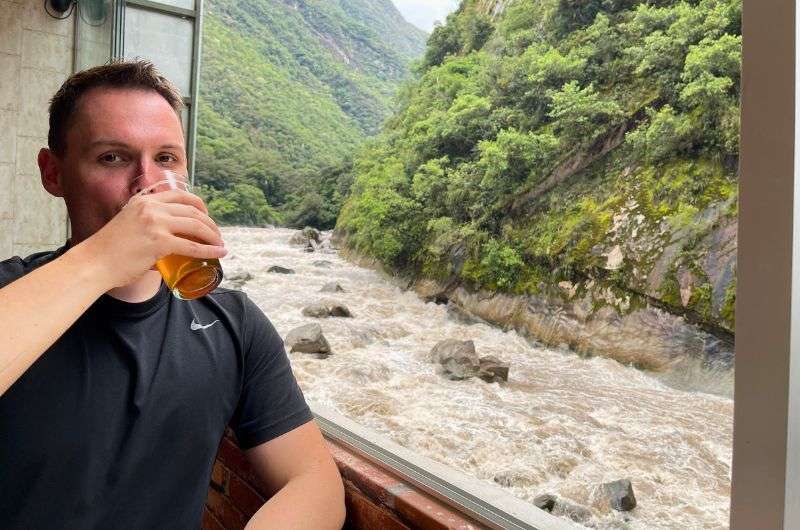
left=163, top=234, right=228, bottom=260
left=165, top=216, right=225, bottom=248
left=160, top=202, right=222, bottom=239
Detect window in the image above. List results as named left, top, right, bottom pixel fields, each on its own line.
left=73, top=0, right=203, bottom=180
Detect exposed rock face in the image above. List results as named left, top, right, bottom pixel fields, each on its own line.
left=440, top=284, right=733, bottom=372
left=285, top=323, right=331, bottom=354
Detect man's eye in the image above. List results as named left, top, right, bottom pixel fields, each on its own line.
left=99, top=153, right=124, bottom=165
left=157, top=154, right=178, bottom=165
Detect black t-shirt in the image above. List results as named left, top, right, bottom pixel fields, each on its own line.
left=0, top=244, right=313, bottom=529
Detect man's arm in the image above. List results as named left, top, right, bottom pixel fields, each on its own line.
left=243, top=421, right=346, bottom=530
left=0, top=244, right=110, bottom=396
left=0, top=189, right=226, bottom=397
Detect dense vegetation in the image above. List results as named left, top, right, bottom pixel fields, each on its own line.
left=196, top=0, right=426, bottom=228
left=338, top=0, right=741, bottom=329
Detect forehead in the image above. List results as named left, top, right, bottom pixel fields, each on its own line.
left=68, top=87, right=184, bottom=148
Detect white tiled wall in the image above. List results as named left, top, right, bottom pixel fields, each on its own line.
left=0, top=0, right=73, bottom=259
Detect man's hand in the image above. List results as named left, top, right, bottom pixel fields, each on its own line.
left=78, top=189, right=227, bottom=290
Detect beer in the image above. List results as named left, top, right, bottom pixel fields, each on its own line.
left=134, top=172, right=224, bottom=300
left=156, top=251, right=222, bottom=300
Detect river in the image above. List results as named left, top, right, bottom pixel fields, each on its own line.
left=220, top=226, right=733, bottom=530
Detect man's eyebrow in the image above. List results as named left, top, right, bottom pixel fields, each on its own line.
left=87, top=140, right=184, bottom=150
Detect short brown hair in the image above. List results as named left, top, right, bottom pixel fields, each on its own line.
left=48, top=60, right=184, bottom=156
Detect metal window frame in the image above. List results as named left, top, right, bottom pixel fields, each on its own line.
left=730, top=1, right=800, bottom=529
left=109, top=0, right=203, bottom=183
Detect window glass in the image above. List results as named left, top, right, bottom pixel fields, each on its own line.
left=74, top=0, right=113, bottom=71
left=124, top=6, right=194, bottom=95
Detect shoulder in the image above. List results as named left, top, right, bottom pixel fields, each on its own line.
left=0, top=245, right=66, bottom=288
left=201, top=287, right=280, bottom=348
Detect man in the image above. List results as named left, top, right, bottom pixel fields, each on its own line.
left=0, top=61, right=345, bottom=529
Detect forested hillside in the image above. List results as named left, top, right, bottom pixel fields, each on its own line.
left=338, top=0, right=741, bottom=339
left=196, top=0, right=427, bottom=228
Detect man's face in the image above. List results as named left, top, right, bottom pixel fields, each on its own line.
left=53, top=87, right=186, bottom=243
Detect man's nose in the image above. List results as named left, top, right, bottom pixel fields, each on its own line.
left=131, top=163, right=164, bottom=195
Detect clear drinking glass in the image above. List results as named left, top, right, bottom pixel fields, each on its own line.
left=133, top=171, right=223, bottom=300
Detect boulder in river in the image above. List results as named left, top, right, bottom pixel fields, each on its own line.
left=303, top=226, right=321, bottom=244
left=429, top=339, right=477, bottom=364
left=285, top=323, right=331, bottom=355
left=553, top=501, right=593, bottom=525
left=301, top=304, right=330, bottom=318
left=321, top=282, right=345, bottom=293
left=328, top=304, right=352, bottom=318
left=301, top=302, right=353, bottom=319
left=288, top=231, right=307, bottom=246
left=268, top=265, right=295, bottom=274
left=601, top=479, right=637, bottom=512
left=533, top=494, right=557, bottom=512
left=429, top=340, right=509, bottom=382
left=304, top=242, right=315, bottom=253
left=478, top=355, right=510, bottom=383
left=313, top=260, right=333, bottom=268
left=224, top=271, right=253, bottom=289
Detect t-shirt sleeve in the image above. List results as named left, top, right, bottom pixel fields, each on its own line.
left=230, top=296, right=314, bottom=450
left=0, top=257, right=26, bottom=290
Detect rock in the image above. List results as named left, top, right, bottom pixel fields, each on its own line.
left=301, top=303, right=352, bottom=319
left=328, top=304, right=352, bottom=318
left=320, top=282, right=345, bottom=293
left=478, top=355, right=510, bottom=383
left=604, top=245, right=624, bottom=270
left=225, top=271, right=253, bottom=288
left=601, top=479, right=637, bottom=512
left=268, top=265, right=294, bottom=274
left=429, top=339, right=478, bottom=364
left=677, top=267, right=697, bottom=307
left=304, top=242, right=315, bottom=253
left=285, top=323, right=331, bottom=355
left=441, top=356, right=480, bottom=380
left=492, top=474, right=514, bottom=488
left=553, top=500, right=593, bottom=524
left=313, top=260, right=333, bottom=268
left=430, top=339, right=479, bottom=380
left=301, top=304, right=331, bottom=318
left=430, top=340, right=509, bottom=382
left=329, top=229, right=346, bottom=249
left=533, top=494, right=557, bottom=512
left=288, top=231, right=308, bottom=246
left=302, top=226, right=321, bottom=244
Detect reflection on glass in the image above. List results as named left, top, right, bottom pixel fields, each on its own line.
left=124, top=7, right=194, bottom=95
left=74, top=0, right=113, bottom=71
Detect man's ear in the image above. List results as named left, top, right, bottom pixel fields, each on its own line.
left=38, top=148, right=64, bottom=198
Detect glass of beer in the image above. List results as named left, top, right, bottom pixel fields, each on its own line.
left=133, top=171, right=223, bottom=300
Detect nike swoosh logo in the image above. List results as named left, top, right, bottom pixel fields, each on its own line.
left=191, top=319, right=220, bottom=331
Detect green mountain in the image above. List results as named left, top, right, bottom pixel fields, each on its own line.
left=196, top=0, right=427, bottom=227
left=338, top=0, right=740, bottom=341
